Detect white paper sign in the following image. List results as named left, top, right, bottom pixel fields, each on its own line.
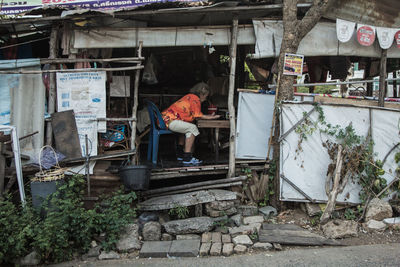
left=336, top=19, right=356, bottom=43
left=376, top=27, right=396, bottom=49
left=57, top=71, right=107, bottom=156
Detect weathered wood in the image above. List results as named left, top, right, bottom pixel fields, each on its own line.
left=258, top=172, right=270, bottom=202
left=0, top=65, right=144, bottom=74
left=262, top=223, right=304, bottom=231
left=40, top=57, right=143, bottom=64
left=46, top=24, right=58, bottom=146
left=150, top=170, right=228, bottom=180
left=259, top=229, right=340, bottom=246
left=131, top=41, right=143, bottom=154
left=228, top=18, right=238, bottom=178
left=378, top=49, right=387, bottom=107
left=197, top=120, right=230, bottom=128
left=155, top=182, right=243, bottom=197
left=144, top=176, right=246, bottom=195
left=0, top=143, right=5, bottom=195
left=138, top=189, right=237, bottom=211
left=320, top=145, right=343, bottom=224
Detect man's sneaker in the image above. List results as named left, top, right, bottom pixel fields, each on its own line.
left=183, top=157, right=203, bottom=166
left=177, top=157, right=183, bottom=161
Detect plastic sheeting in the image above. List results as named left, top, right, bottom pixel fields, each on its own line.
left=280, top=102, right=400, bottom=204
left=0, top=59, right=45, bottom=161
left=252, top=20, right=400, bottom=59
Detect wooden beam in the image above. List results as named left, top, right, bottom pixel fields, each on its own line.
left=154, top=181, right=243, bottom=197
left=0, top=65, right=144, bottom=74
left=131, top=41, right=143, bottom=154
left=40, top=57, right=144, bottom=64
left=46, top=24, right=58, bottom=146
left=227, top=18, right=238, bottom=178
left=378, top=49, right=387, bottom=107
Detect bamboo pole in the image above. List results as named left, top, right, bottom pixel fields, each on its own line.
left=378, top=49, right=387, bottom=107
left=45, top=24, right=59, bottom=145
left=130, top=41, right=143, bottom=156
left=0, top=65, right=144, bottom=74
left=227, top=18, right=238, bottom=178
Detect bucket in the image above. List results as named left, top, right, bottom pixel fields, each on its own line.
left=30, top=179, right=65, bottom=217
left=119, top=165, right=150, bottom=191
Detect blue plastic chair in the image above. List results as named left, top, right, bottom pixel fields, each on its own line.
left=145, top=100, right=174, bottom=165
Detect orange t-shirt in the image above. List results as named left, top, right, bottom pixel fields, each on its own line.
left=162, top=94, right=203, bottom=127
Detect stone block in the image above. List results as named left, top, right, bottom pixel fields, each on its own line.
left=258, top=206, right=278, bottom=217
left=162, top=233, right=173, bottom=241
left=210, top=243, right=222, bottom=256
left=237, top=205, right=258, bottom=216
left=232, top=235, right=253, bottom=246
left=221, top=234, right=231, bottom=243
left=222, top=243, right=234, bottom=256
left=212, top=232, right=222, bottom=243
left=139, top=241, right=172, bottom=258
left=253, top=242, right=273, bottom=251
left=234, top=244, right=247, bottom=254
left=229, top=223, right=261, bottom=236
left=116, top=223, right=141, bottom=252
left=364, top=219, right=387, bottom=231
left=201, top=232, right=212, bottom=243
left=365, top=198, right=393, bottom=222
left=163, top=217, right=214, bottom=235
left=199, top=243, right=212, bottom=256
left=230, top=214, right=242, bottom=226
left=168, top=240, right=201, bottom=257
left=99, top=251, right=120, bottom=260
left=176, top=234, right=200, bottom=240
left=207, top=200, right=235, bottom=211
left=142, top=221, right=161, bottom=241
left=243, top=216, right=264, bottom=225
left=321, top=220, right=358, bottom=239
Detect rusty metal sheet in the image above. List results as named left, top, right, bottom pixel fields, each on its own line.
left=325, top=0, right=400, bottom=28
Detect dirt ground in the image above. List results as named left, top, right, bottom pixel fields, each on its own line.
left=271, top=207, right=400, bottom=247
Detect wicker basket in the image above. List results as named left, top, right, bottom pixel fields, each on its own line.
left=31, top=146, right=66, bottom=182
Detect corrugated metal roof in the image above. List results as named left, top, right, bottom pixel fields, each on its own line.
left=325, top=0, right=400, bottom=28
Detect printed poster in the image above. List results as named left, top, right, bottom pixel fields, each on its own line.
left=376, top=27, right=395, bottom=49
left=395, top=30, right=400, bottom=49
left=57, top=71, right=107, bottom=157
left=283, top=53, right=304, bottom=76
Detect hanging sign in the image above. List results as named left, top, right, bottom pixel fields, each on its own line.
left=357, top=24, right=376, bottom=46
left=283, top=53, right=304, bottom=76
left=395, top=30, right=400, bottom=49
left=336, top=19, right=356, bottom=43
left=377, top=27, right=395, bottom=49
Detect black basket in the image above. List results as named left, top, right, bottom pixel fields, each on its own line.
left=119, top=165, right=150, bottom=191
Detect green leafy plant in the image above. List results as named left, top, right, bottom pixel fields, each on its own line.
left=344, top=208, right=356, bottom=220
left=168, top=205, right=189, bottom=219
left=0, top=175, right=138, bottom=264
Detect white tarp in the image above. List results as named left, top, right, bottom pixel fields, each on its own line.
left=252, top=20, right=400, bottom=59
left=0, top=59, right=45, bottom=161
left=57, top=71, right=107, bottom=157
left=235, top=92, right=275, bottom=159
left=280, top=102, right=400, bottom=204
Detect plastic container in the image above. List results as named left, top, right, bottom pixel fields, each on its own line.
left=119, top=165, right=150, bottom=191
left=30, top=179, right=64, bottom=217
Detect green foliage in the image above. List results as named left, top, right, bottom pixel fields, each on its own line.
left=168, top=205, right=189, bottom=219
left=259, top=161, right=276, bottom=207
left=0, top=175, right=137, bottom=264
left=249, top=232, right=258, bottom=241
left=344, top=208, right=356, bottom=220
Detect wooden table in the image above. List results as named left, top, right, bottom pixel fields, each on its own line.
left=197, top=119, right=230, bottom=163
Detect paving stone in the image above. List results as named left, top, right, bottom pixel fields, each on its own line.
left=211, top=232, right=222, bottom=243
left=210, top=243, right=222, bottom=256
left=234, top=244, right=247, bottom=254
left=221, top=234, right=231, bottom=243
left=168, top=240, right=200, bottom=257
left=232, top=235, right=253, bottom=246
left=243, top=216, right=264, bottom=225
left=273, top=243, right=282, bottom=251
left=176, top=234, right=201, bottom=240
left=202, top=232, right=212, bottom=243
left=253, top=242, right=273, bottom=251
left=163, top=217, right=214, bottom=234
left=259, top=206, right=278, bottom=217
left=222, top=243, right=234, bottom=256
left=199, top=243, right=212, bottom=256
left=139, top=241, right=172, bottom=258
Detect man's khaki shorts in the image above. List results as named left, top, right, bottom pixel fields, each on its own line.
left=168, top=120, right=200, bottom=138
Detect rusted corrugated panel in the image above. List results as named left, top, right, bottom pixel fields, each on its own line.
left=325, top=0, right=400, bottom=27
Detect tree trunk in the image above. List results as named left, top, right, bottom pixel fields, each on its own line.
left=277, top=0, right=336, bottom=100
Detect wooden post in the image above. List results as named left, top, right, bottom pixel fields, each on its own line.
left=130, top=41, right=143, bottom=158
left=227, top=18, right=238, bottom=178
left=378, top=49, right=387, bottom=107
left=393, top=71, right=397, bottom=98
left=45, top=24, right=59, bottom=145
